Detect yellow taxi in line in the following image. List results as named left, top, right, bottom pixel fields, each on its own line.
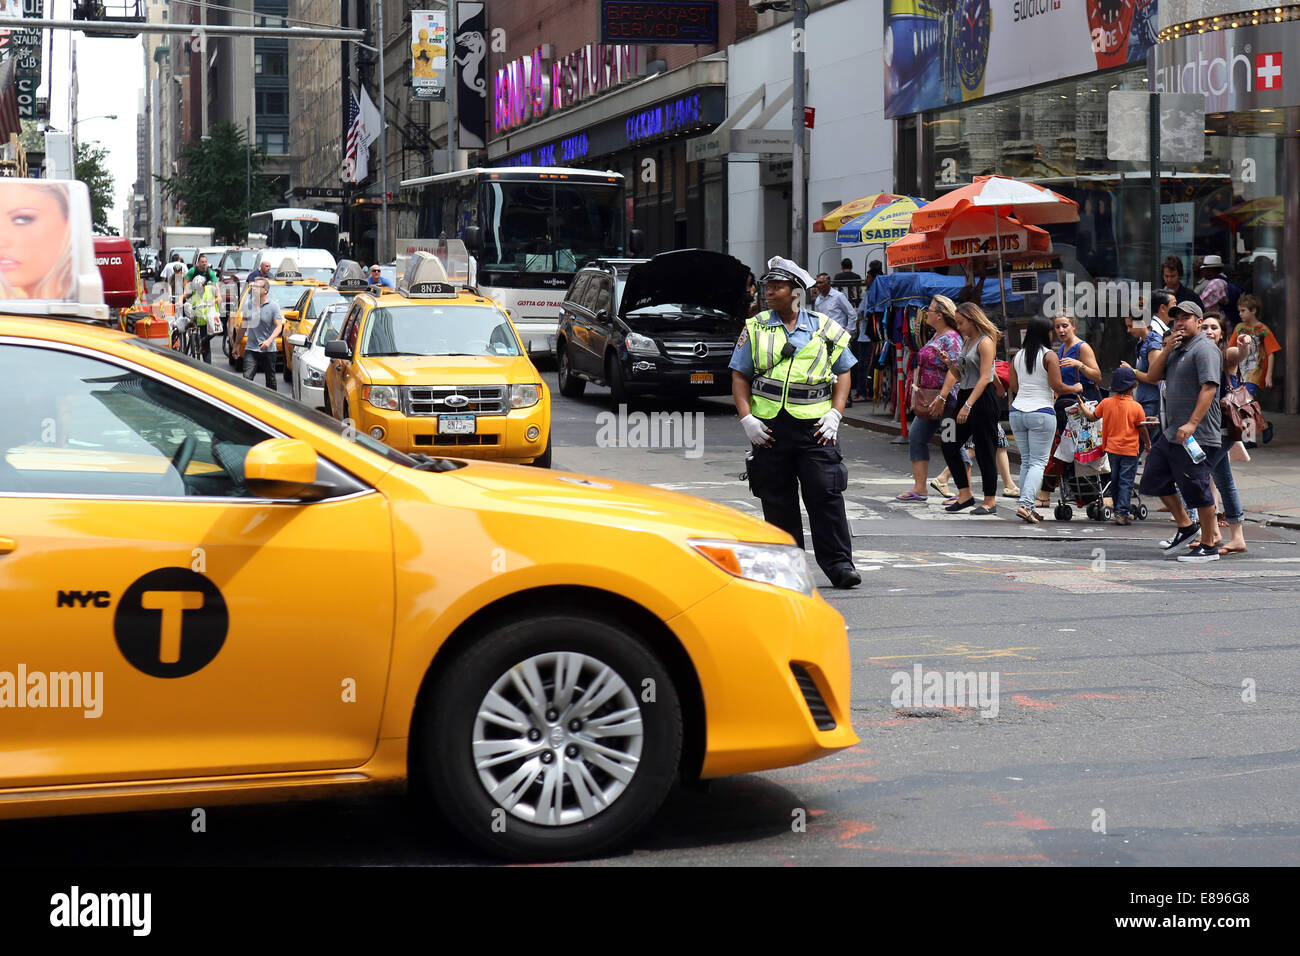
left=224, top=259, right=322, bottom=370
left=323, top=249, right=552, bottom=467
left=279, top=260, right=373, bottom=381
left=0, top=182, right=857, bottom=860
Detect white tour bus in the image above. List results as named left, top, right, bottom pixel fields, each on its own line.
left=396, top=167, right=632, bottom=356
left=247, top=207, right=341, bottom=253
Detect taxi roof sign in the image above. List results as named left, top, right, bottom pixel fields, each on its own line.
left=399, top=250, right=460, bottom=297
left=397, top=239, right=470, bottom=290
left=330, top=259, right=370, bottom=291
left=0, top=179, right=108, bottom=321
left=274, top=257, right=303, bottom=280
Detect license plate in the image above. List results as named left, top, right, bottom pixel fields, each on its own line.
left=438, top=414, right=476, bottom=435
left=690, top=373, right=714, bottom=385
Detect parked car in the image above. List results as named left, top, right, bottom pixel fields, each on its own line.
left=555, top=250, right=750, bottom=405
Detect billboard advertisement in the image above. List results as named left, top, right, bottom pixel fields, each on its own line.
left=411, top=9, right=448, bottom=102
left=883, top=0, right=1159, bottom=119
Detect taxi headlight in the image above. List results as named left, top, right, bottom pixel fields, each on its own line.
left=364, top=385, right=402, bottom=411
left=625, top=331, right=658, bottom=355
left=510, top=384, right=541, bottom=408
left=688, top=539, right=814, bottom=596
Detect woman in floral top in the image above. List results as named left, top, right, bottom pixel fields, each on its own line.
left=897, top=295, right=965, bottom=501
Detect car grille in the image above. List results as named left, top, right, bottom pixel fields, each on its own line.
left=790, top=664, right=836, bottom=731
left=413, top=434, right=501, bottom=446
left=405, top=385, right=508, bottom=416
left=661, top=339, right=735, bottom=361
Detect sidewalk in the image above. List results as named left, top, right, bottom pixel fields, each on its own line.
left=843, top=400, right=1300, bottom=530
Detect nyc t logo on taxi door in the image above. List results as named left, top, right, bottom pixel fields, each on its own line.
left=113, top=568, right=229, bottom=678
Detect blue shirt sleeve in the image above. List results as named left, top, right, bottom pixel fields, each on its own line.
left=728, top=328, right=754, bottom=376
left=832, top=345, right=857, bottom=374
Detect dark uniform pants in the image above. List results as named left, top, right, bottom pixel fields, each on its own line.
left=747, top=409, right=854, bottom=576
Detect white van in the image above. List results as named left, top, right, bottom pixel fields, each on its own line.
left=254, top=247, right=338, bottom=283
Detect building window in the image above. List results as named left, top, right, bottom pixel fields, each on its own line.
left=256, top=91, right=288, bottom=115
left=256, top=53, right=286, bottom=76
left=257, top=131, right=289, bottom=154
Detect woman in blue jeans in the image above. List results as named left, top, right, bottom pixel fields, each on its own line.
left=1007, top=315, right=1083, bottom=523
left=1200, top=314, right=1250, bottom=554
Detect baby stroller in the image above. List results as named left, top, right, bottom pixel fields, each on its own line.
left=1049, top=399, right=1147, bottom=521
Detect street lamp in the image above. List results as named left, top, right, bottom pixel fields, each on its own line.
left=74, top=114, right=119, bottom=126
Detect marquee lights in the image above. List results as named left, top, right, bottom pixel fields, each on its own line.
left=1159, top=4, right=1300, bottom=40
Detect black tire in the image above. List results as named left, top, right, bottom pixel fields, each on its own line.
left=1136, top=503, right=1149, bottom=521
left=606, top=352, right=628, bottom=407
left=417, top=612, right=682, bottom=861
left=531, top=431, right=553, bottom=468
left=1054, top=504, right=1072, bottom=521
left=1101, top=505, right=1114, bottom=521
left=557, top=343, right=586, bottom=399
left=283, top=352, right=294, bottom=383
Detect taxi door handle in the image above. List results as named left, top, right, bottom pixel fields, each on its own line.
left=0, top=537, right=16, bottom=555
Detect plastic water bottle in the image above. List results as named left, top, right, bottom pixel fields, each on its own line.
left=1184, top=435, right=1207, bottom=464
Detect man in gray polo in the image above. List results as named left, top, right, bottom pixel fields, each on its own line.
left=242, top=278, right=284, bottom=390
left=1137, top=300, right=1222, bottom=562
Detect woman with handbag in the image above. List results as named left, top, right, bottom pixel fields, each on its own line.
left=895, top=295, right=965, bottom=501
left=933, top=302, right=1002, bottom=514
left=1008, top=315, right=1083, bottom=523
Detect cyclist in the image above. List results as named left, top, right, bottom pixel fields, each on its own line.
left=183, top=276, right=219, bottom=363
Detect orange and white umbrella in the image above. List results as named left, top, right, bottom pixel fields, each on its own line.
left=911, top=175, right=1079, bottom=233
left=887, top=208, right=1053, bottom=269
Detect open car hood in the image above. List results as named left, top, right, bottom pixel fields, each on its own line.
left=619, top=249, right=750, bottom=321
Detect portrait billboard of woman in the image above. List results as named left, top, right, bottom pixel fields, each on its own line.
left=0, top=180, right=104, bottom=311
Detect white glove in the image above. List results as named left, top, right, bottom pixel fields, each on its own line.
left=741, top=414, right=773, bottom=445
left=814, top=408, right=842, bottom=443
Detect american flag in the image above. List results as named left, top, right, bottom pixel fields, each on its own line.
left=341, top=90, right=367, bottom=183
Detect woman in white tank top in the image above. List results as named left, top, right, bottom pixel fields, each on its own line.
left=1008, top=315, right=1084, bottom=523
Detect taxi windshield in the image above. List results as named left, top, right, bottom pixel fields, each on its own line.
left=242, top=284, right=308, bottom=313
left=361, top=305, right=520, bottom=358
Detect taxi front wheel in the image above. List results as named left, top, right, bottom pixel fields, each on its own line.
left=419, top=612, right=682, bottom=861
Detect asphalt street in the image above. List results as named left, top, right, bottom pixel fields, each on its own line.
left=8, top=384, right=1300, bottom=867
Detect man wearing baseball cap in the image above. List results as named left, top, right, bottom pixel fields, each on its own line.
left=1134, top=300, right=1223, bottom=561
left=729, top=256, right=860, bottom=588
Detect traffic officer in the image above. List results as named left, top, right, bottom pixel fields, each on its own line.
left=730, top=256, right=860, bottom=589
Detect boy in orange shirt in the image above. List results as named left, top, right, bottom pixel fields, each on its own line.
left=1227, top=294, right=1280, bottom=398
left=1075, top=365, right=1150, bottom=525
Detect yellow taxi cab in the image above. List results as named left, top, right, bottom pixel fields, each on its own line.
left=0, top=180, right=856, bottom=860
left=224, top=258, right=322, bottom=371
left=323, top=247, right=552, bottom=467
left=281, top=261, right=375, bottom=382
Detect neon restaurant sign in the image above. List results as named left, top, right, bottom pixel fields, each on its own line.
left=494, top=43, right=642, bottom=135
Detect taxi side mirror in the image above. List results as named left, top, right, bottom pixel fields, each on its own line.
left=283, top=310, right=301, bottom=322
left=324, top=340, right=351, bottom=360
left=244, top=439, right=321, bottom=500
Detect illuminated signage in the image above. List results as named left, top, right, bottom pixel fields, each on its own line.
left=625, top=94, right=701, bottom=145
left=494, top=43, right=641, bottom=135
left=600, top=1, right=719, bottom=45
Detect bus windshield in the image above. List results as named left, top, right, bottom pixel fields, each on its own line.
left=480, top=181, right=622, bottom=274
left=270, top=219, right=339, bottom=251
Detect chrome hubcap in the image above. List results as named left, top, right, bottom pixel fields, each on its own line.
left=473, top=652, right=643, bottom=826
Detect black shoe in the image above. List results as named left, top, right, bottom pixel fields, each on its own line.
left=1161, top=523, right=1200, bottom=553
left=829, top=566, right=861, bottom=589
left=944, top=497, right=976, bottom=512
left=971, top=504, right=997, bottom=515
left=1177, top=543, right=1221, bottom=563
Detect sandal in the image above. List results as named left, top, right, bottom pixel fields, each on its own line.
left=1016, top=506, right=1037, bottom=524
left=895, top=491, right=928, bottom=502
left=930, top=478, right=953, bottom=497
left=1002, top=486, right=1021, bottom=498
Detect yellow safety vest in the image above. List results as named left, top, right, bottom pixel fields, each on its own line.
left=747, top=310, right=851, bottom=419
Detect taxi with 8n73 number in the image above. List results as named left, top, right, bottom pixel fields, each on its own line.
left=0, top=179, right=856, bottom=861
left=323, top=246, right=551, bottom=466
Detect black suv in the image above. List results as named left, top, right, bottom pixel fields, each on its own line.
left=555, top=249, right=750, bottom=405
